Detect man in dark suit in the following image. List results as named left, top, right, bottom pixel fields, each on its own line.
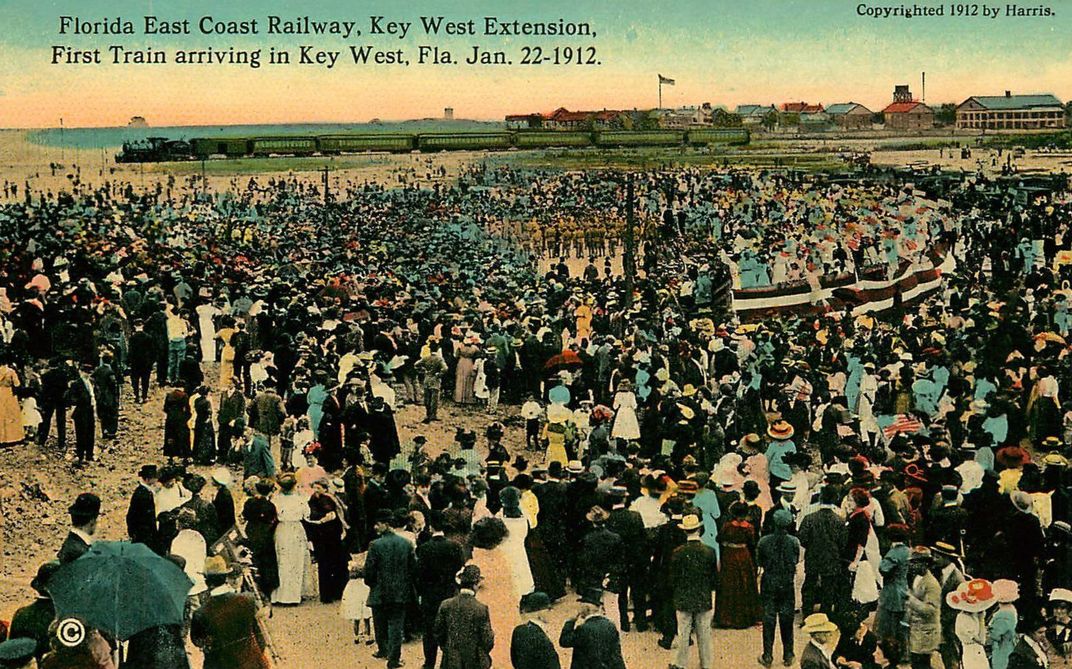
left=511, top=592, right=561, bottom=669
left=416, top=511, right=466, bottom=669
left=434, top=564, right=494, bottom=669
left=365, top=509, right=417, bottom=668
left=669, top=514, right=719, bottom=669
left=534, top=462, right=570, bottom=584
left=605, top=486, right=648, bottom=631
left=126, top=465, right=159, bottom=551
left=756, top=508, right=801, bottom=667
left=797, top=485, right=848, bottom=617
left=575, top=506, right=622, bottom=594
left=67, top=364, right=97, bottom=463
left=128, top=319, right=155, bottom=402
left=190, top=555, right=269, bottom=669
left=57, top=492, right=100, bottom=563
left=559, top=588, right=627, bottom=669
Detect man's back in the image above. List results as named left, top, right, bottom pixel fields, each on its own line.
left=366, top=531, right=416, bottom=606
left=435, top=593, right=494, bottom=669
left=670, top=540, right=719, bottom=612
left=415, top=535, right=465, bottom=602
left=190, top=592, right=268, bottom=669
left=798, top=507, right=845, bottom=572
left=559, top=615, right=626, bottom=669
left=511, top=621, right=560, bottom=669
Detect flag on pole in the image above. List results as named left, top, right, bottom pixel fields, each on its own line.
left=658, top=74, right=675, bottom=85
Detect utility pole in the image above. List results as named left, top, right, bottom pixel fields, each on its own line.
left=320, top=165, right=330, bottom=204
left=623, top=172, right=636, bottom=311
left=201, top=158, right=207, bottom=194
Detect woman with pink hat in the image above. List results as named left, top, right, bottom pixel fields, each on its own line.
left=989, top=579, right=1021, bottom=669
left=946, top=578, right=997, bottom=669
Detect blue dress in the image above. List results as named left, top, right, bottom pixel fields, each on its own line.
left=306, top=384, right=327, bottom=438
left=693, top=488, right=722, bottom=561
left=988, top=607, right=1018, bottom=669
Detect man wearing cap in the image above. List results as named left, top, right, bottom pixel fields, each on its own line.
left=511, top=592, right=561, bottom=669
left=559, top=588, right=627, bottom=669
left=668, top=513, right=718, bottom=669
left=434, top=564, right=494, bottom=669
left=365, top=508, right=417, bottom=668
left=58, top=492, right=99, bottom=563
left=799, top=613, right=838, bottom=669
left=9, top=562, right=61, bottom=661
left=191, top=555, right=270, bottom=669
left=126, top=464, right=159, bottom=551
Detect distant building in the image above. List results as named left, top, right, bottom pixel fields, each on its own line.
left=658, top=103, right=716, bottom=129
left=825, top=102, right=874, bottom=130
left=882, top=86, right=933, bottom=130
left=444, top=107, right=454, bottom=120
left=128, top=116, right=148, bottom=127
left=955, top=92, right=1065, bottom=130
left=781, top=102, right=824, bottom=114
left=800, top=111, right=833, bottom=131
left=736, top=105, right=777, bottom=126
left=505, top=107, right=626, bottom=130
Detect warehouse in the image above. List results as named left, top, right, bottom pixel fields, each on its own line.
left=955, top=92, right=1066, bottom=130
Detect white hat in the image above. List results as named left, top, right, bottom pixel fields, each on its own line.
left=211, top=468, right=233, bottom=486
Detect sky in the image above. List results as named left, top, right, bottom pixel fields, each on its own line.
left=1, top=0, right=1070, bottom=128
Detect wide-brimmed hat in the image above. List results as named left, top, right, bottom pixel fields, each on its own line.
left=682, top=384, right=698, bottom=397
left=776, top=481, right=798, bottom=495
left=1010, top=491, right=1034, bottom=514
left=946, top=578, right=997, bottom=613
left=138, top=464, right=158, bottom=480
left=30, top=560, right=62, bottom=595
left=801, top=613, right=838, bottom=635
left=678, top=514, right=703, bottom=532
left=204, top=555, right=232, bottom=577
left=767, top=421, right=794, bottom=441
left=566, top=460, right=585, bottom=474
left=547, top=404, right=572, bottom=425
left=993, top=579, right=1020, bottom=603
left=910, top=546, right=933, bottom=563
left=742, top=433, right=762, bottom=448
left=996, top=446, right=1031, bottom=469
left=1050, top=588, right=1072, bottom=606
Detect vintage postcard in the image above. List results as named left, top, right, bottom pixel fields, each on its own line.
left=0, top=1, right=1070, bottom=668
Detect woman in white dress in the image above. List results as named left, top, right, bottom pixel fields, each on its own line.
left=946, top=577, right=998, bottom=669
left=611, top=380, right=641, bottom=442
left=495, top=487, right=535, bottom=597
left=272, top=474, right=310, bottom=605
left=195, top=299, right=221, bottom=363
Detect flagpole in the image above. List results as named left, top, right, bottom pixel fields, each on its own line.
left=658, top=79, right=662, bottom=110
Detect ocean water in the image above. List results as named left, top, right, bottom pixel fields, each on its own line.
left=26, top=120, right=506, bottom=149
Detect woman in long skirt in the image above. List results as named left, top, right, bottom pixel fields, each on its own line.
left=191, top=386, right=216, bottom=465
left=715, top=502, right=763, bottom=628
left=454, top=339, right=480, bottom=404
left=496, top=487, right=535, bottom=597
left=272, top=475, right=310, bottom=605
left=0, top=360, right=24, bottom=446
left=242, top=479, right=280, bottom=596
left=306, top=479, right=349, bottom=603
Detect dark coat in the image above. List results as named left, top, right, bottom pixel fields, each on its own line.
left=1007, top=637, right=1048, bottom=669
left=123, top=624, right=190, bottom=669
left=558, top=615, right=626, bottom=669
left=126, top=484, right=158, bottom=548
left=9, top=597, right=56, bottom=660
left=57, top=530, right=91, bottom=563
left=128, top=330, right=156, bottom=370
left=798, top=507, right=847, bottom=575
left=415, top=534, right=466, bottom=604
left=576, top=526, right=622, bottom=592
left=511, top=621, right=561, bottom=669
left=669, top=539, right=719, bottom=612
left=434, top=592, right=495, bottom=669
left=213, top=487, right=236, bottom=537
left=190, top=591, right=269, bottom=669
left=606, top=507, right=647, bottom=567
left=800, top=639, right=836, bottom=669
left=365, top=530, right=417, bottom=606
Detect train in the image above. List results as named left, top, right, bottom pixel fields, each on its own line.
left=114, top=128, right=750, bottom=162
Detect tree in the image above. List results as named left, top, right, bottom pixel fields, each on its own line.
left=780, top=112, right=800, bottom=127
left=762, top=110, right=779, bottom=131
left=712, top=109, right=742, bottom=127
left=1065, top=101, right=1072, bottom=122
left=935, top=103, right=957, bottom=126
left=637, top=111, right=661, bottom=131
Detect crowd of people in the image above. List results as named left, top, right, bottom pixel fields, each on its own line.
left=0, top=158, right=1071, bottom=669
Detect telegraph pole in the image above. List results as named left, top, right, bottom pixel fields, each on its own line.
left=623, top=172, right=636, bottom=311
left=320, top=165, right=330, bottom=204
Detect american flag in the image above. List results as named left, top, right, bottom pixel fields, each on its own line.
left=883, top=413, right=924, bottom=439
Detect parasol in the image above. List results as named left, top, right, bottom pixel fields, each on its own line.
left=544, top=350, right=582, bottom=372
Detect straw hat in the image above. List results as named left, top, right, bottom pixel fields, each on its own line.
left=585, top=506, right=610, bottom=523
left=204, top=555, right=232, bottom=577
left=767, top=421, right=794, bottom=441
left=801, top=613, right=838, bottom=635
left=678, top=514, right=703, bottom=532
left=1049, top=588, right=1072, bottom=606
